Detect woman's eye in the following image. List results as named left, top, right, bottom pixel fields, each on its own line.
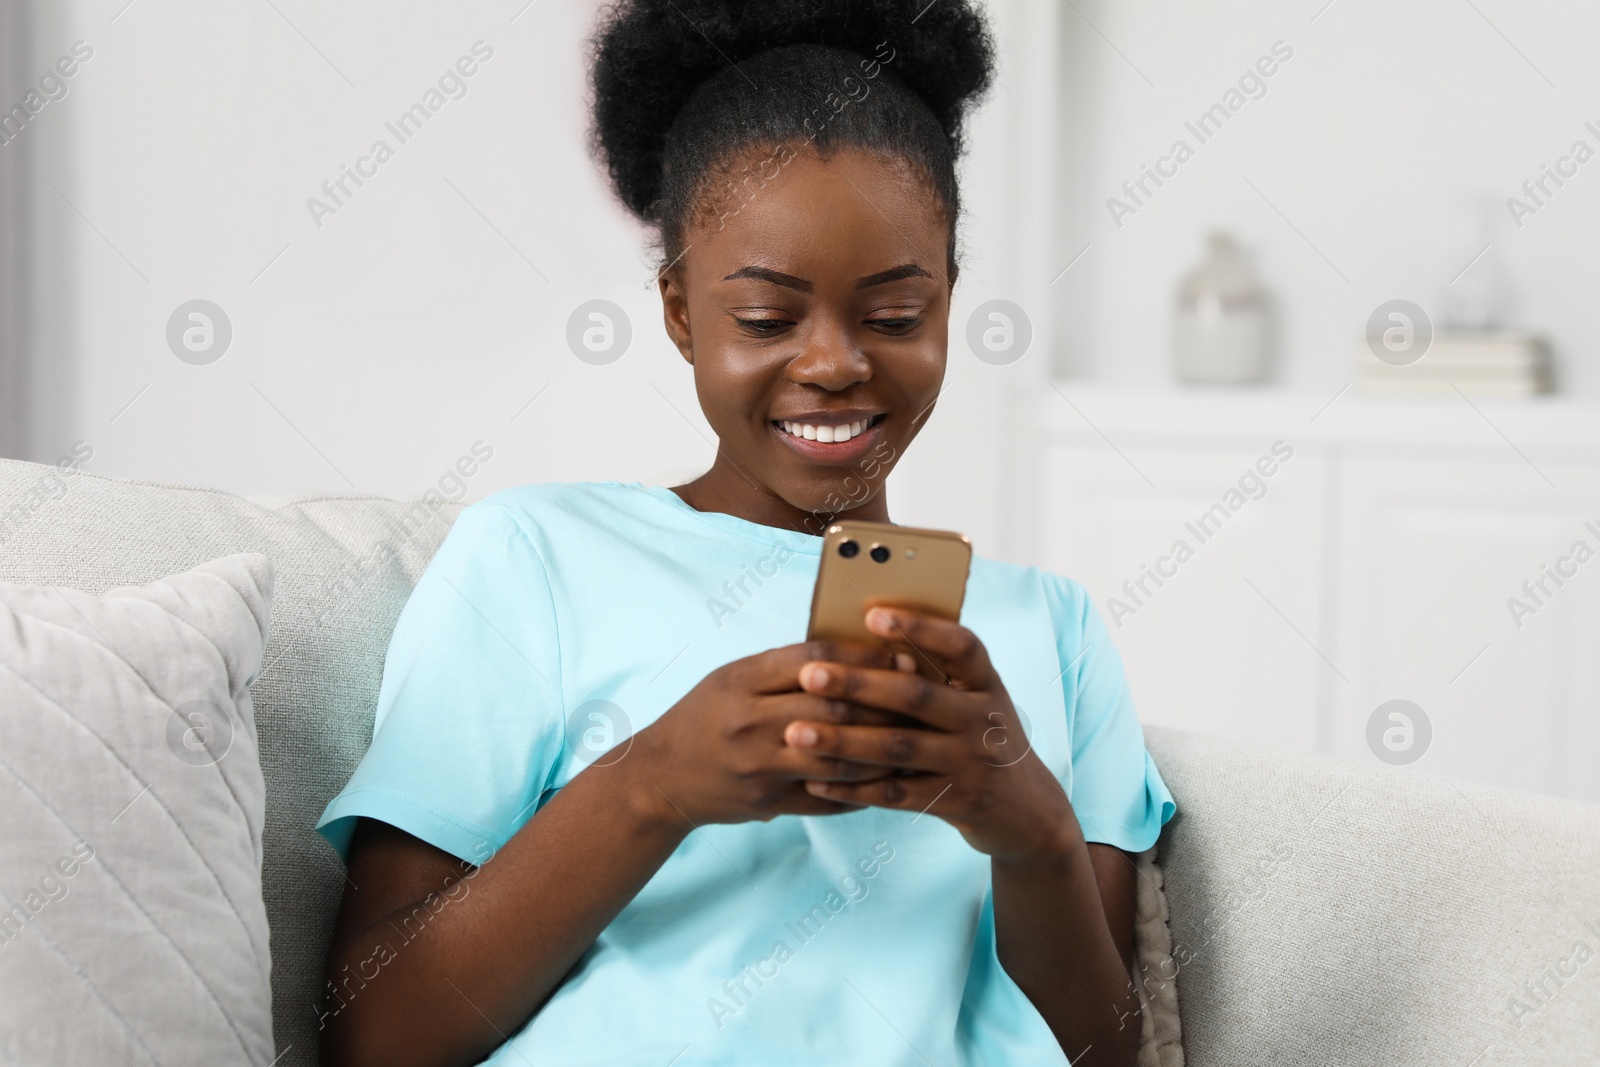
left=870, top=316, right=921, bottom=334
left=734, top=317, right=791, bottom=335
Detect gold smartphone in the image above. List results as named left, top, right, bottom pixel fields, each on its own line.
left=806, top=520, right=972, bottom=682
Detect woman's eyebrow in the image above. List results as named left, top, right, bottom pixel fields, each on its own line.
left=719, top=263, right=933, bottom=292
left=722, top=266, right=813, bottom=292
left=855, top=263, right=932, bottom=289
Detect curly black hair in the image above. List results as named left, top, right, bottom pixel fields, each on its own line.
left=587, top=0, right=997, bottom=273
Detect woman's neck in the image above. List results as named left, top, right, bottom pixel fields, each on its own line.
left=669, top=456, right=892, bottom=535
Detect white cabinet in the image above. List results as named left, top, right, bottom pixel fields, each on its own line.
left=1024, top=386, right=1600, bottom=802
left=1036, top=441, right=1326, bottom=753
left=1332, top=455, right=1600, bottom=802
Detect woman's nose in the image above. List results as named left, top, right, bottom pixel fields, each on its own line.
left=787, top=321, right=871, bottom=390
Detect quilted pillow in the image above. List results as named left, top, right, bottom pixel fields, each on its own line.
left=1134, top=846, right=1185, bottom=1066
left=0, top=554, right=276, bottom=1065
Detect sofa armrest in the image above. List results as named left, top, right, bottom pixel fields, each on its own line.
left=1144, top=725, right=1600, bottom=1067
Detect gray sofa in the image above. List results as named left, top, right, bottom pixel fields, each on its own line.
left=2, top=457, right=1597, bottom=1066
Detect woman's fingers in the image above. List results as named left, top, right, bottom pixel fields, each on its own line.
left=794, top=659, right=967, bottom=731
left=739, top=639, right=902, bottom=693
left=865, top=607, right=997, bottom=689
left=759, top=692, right=925, bottom=731
left=785, top=782, right=890, bottom=812
left=781, top=721, right=961, bottom=774
left=802, top=772, right=954, bottom=813
left=778, top=754, right=899, bottom=783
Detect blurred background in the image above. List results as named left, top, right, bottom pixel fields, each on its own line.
left=1, top=0, right=1596, bottom=801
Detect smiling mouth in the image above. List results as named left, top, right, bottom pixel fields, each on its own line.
left=772, top=413, right=887, bottom=443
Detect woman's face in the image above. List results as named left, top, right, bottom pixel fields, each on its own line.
left=659, top=144, right=952, bottom=530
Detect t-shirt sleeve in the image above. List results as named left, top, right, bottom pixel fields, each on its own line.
left=315, top=501, right=565, bottom=868
left=1043, top=573, right=1176, bottom=854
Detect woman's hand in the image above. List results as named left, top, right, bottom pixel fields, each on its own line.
left=782, top=606, right=1080, bottom=865
left=785, top=608, right=1144, bottom=1064
left=626, top=639, right=919, bottom=830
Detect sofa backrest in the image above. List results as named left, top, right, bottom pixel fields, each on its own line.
left=0, top=458, right=461, bottom=1067
left=1146, top=727, right=1600, bottom=1066
left=8, top=458, right=1599, bottom=1066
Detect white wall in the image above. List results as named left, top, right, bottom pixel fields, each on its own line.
left=16, top=0, right=1056, bottom=564
left=24, top=0, right=700, bottom=495
left=14, top=0, right=1599, bottom=792
left=1052, top=0, right=1600, bottom=395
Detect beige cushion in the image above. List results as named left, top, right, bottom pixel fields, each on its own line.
left=1133, top=847, right=1184, bottom=1066
left=0, top=553, right=275, bottom=1064
left=0, top=459, right=462, bottom=1067
left=1148, top=728, right=1600, bottom=1066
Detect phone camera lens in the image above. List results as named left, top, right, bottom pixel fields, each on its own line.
left=869, top=544, right=891, bottom=563
left=838, top=539, right=859, bottom=558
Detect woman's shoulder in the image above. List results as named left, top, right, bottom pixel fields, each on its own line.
left=475, top=478, right=635, bottom=511
left=967, top=555, right=1098, bottom=646
left=969, top=554, right=1089, bottom=607
left=428, top=481, right=659, bottom=564
left=463, top=480, right=655, bottom=532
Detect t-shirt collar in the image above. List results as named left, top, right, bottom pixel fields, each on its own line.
left=627, top=482, right=825, bottom=556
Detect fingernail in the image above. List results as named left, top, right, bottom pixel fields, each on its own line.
left=801, top=663, right=829, bottom=688
left=787, top=723, right=819, bottom=747
left=894, top=652, right=916, bottom=673
left=866, top=608, right=893, bottom=634
left=805, top=780, right=829, bottom=795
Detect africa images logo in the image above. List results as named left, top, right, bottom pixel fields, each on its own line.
left=1106, top=40, right=1294, bottom=229
left=705, top=841, right=895, bottom=1030
left=305, top=41, right=495, bottom=229
left=0, top=41, right=94, bottom=149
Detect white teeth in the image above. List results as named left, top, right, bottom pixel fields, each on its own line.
left=779, top=418, right=875, bottom=443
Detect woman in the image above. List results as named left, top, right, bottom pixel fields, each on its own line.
left=316, top=2, right=1175, bottom=1064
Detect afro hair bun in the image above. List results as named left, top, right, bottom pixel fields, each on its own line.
left=588, top=0, right=997, bottom=223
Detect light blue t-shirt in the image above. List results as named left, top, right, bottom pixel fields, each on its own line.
left=316, top=481, right=1175, bottom=1067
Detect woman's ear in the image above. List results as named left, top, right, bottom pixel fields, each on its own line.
left=659, top=267, right=695, bottom=366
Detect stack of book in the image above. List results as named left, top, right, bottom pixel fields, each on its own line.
left=1359, top=331, right=1551, bottom=395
